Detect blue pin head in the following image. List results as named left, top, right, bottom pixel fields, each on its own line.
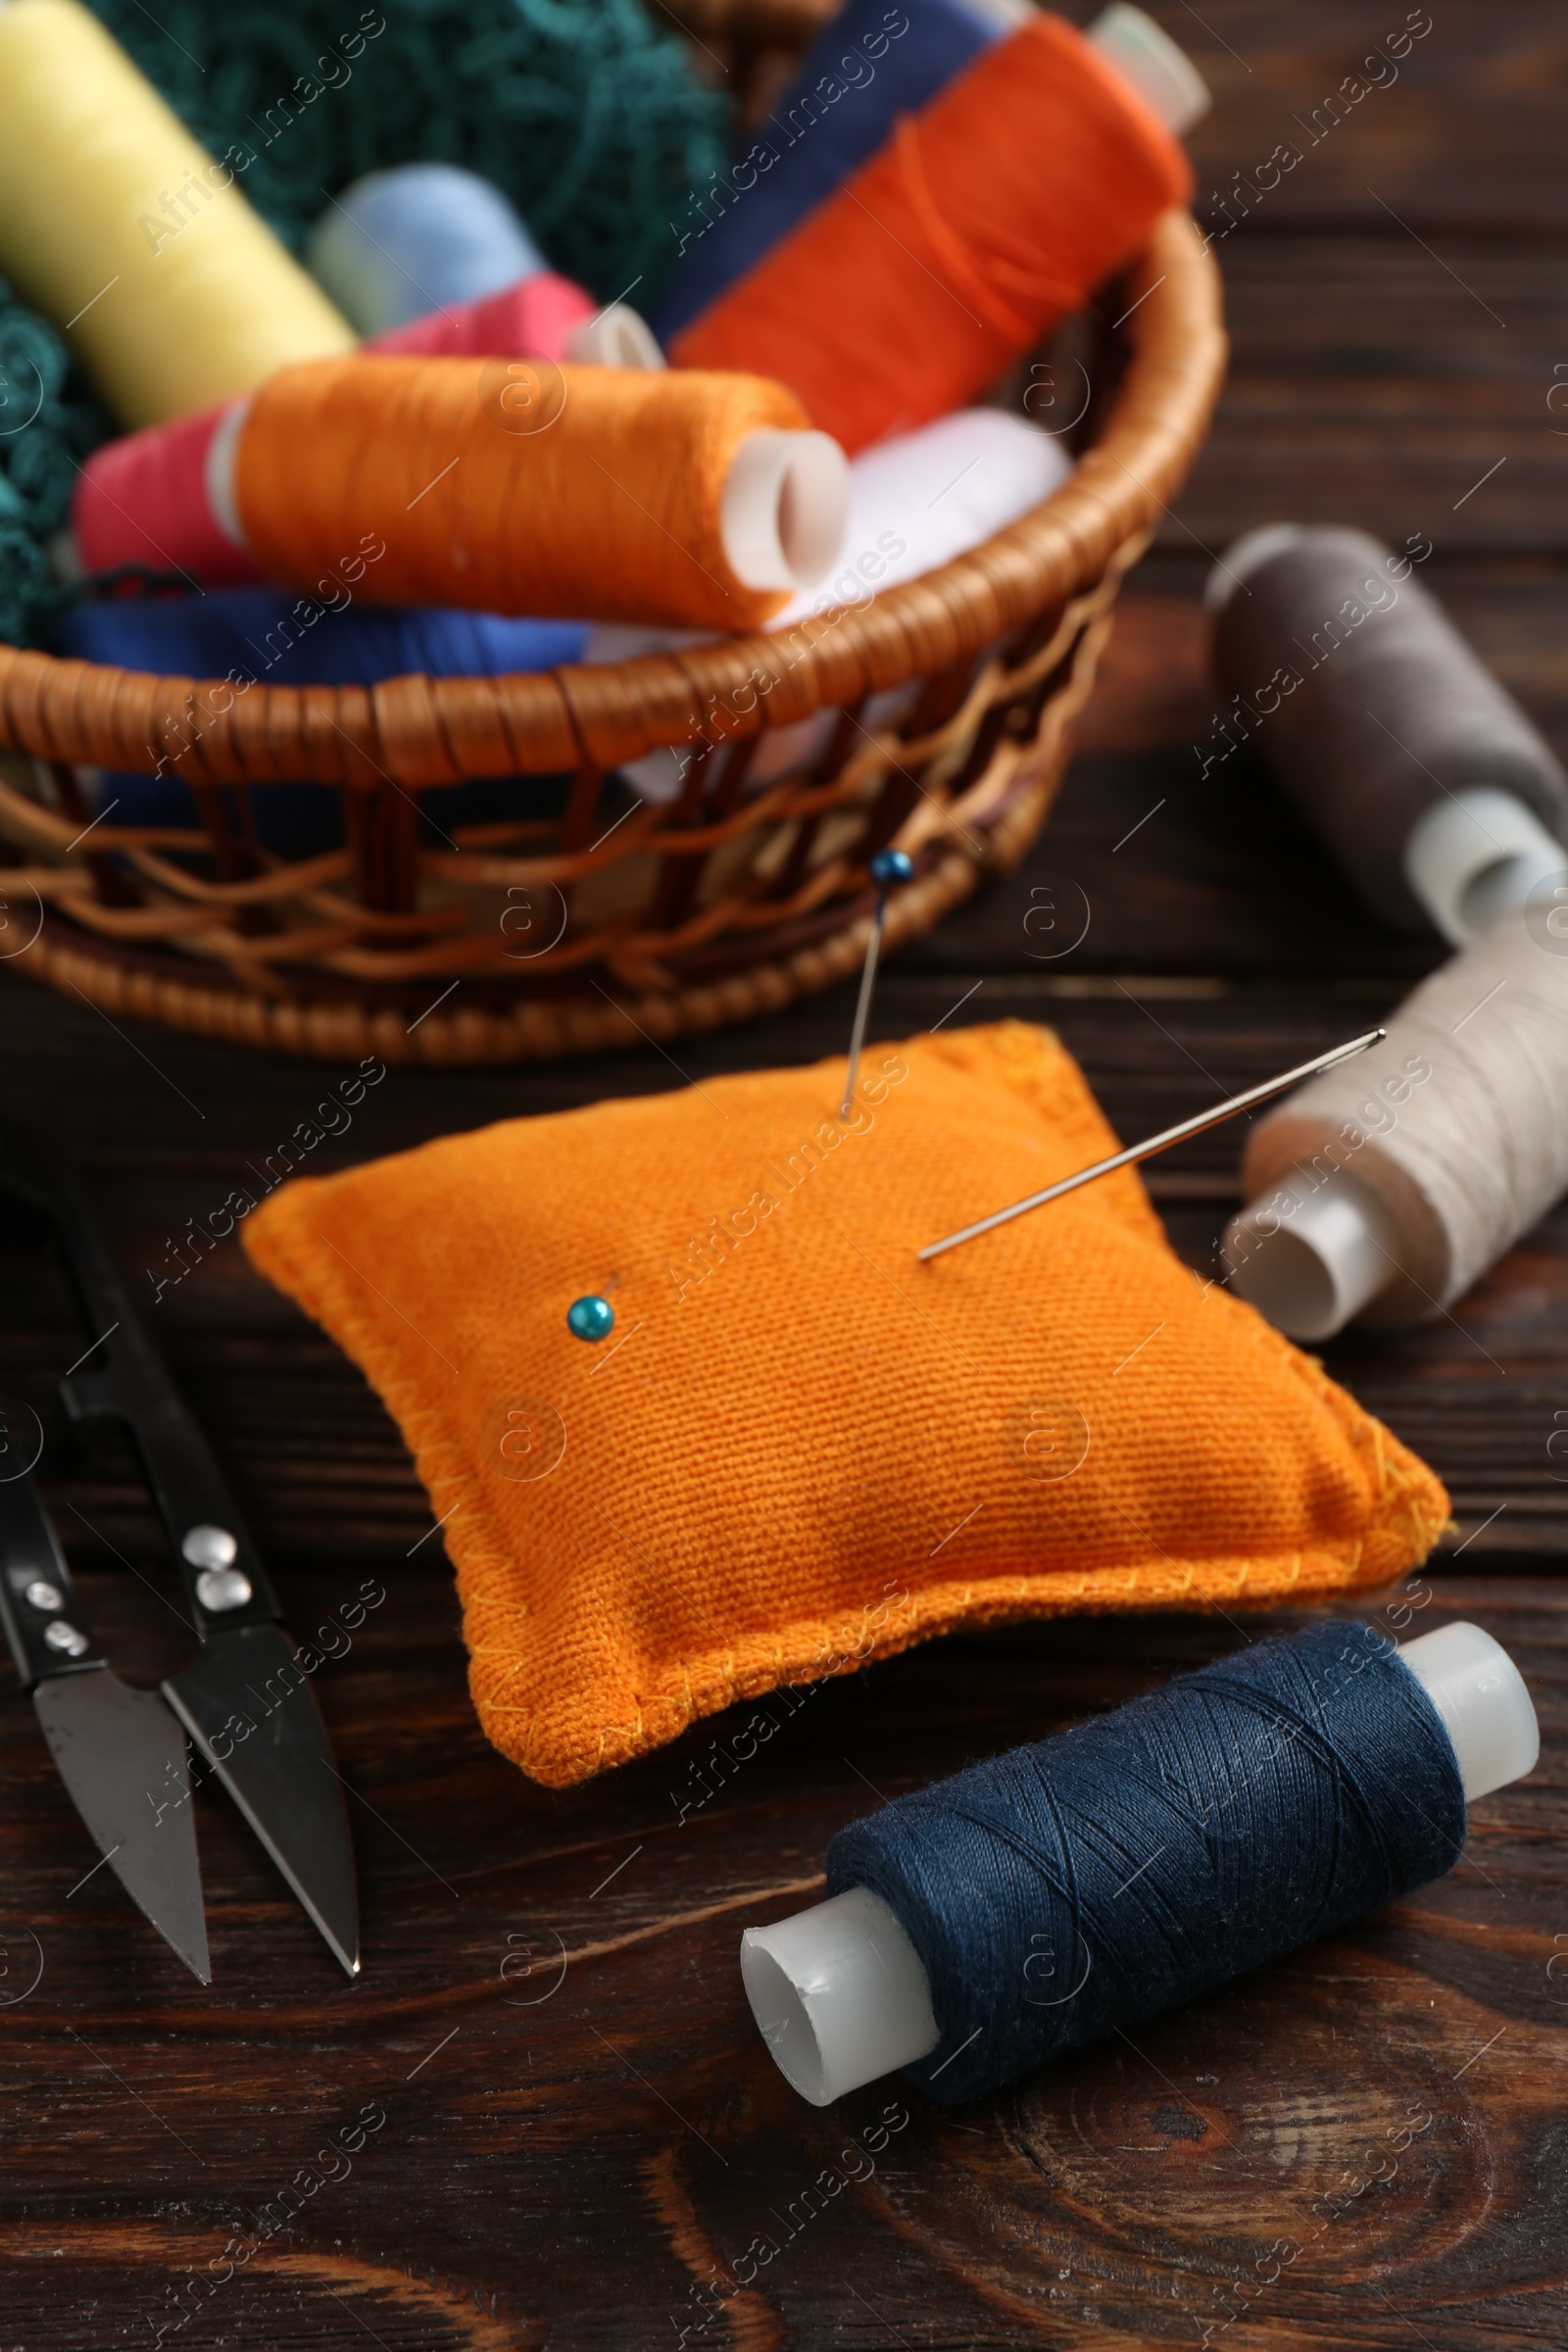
left=870, top=849, right=913, bottom=890
left=566, top=1294, right=614, bottom=1342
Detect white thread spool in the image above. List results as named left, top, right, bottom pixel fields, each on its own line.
left=1225, top=902, right=1568, bottom=1336
left=587, top=408, right=1071, bottom=804
left=742, top=1624, right=1537, bottom=2106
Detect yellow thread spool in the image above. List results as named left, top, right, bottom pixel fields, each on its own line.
left=0, top=0, right=354, bottom=426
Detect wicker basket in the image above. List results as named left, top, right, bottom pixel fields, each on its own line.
left=0, top=209, right=1224, bottom=1064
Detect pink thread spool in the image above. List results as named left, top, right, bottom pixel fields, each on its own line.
left=73, top=402, right=259, bottom=587
left=369, top=276, right=660, bottom=369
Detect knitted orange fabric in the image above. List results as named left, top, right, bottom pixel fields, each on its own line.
left=241, top=1023, right=1448, bottom=1788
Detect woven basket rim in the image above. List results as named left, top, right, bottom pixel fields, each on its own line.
left=0, top=210, right=1225, bottom=790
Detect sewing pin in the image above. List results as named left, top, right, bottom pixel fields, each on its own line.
left=841, top=849, right=914, bottom=1120
left=917, top=1027, right=1386, bottom=1261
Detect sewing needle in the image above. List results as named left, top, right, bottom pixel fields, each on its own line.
left=917, top=1027, right=1386, bottom=1261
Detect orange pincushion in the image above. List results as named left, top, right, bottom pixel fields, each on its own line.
left=242, top=1023, right=1447, bottom=1788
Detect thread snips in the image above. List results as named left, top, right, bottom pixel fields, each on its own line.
left=0, top=1130, right=359, bottom=1980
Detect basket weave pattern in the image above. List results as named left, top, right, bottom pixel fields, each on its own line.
left=0, top=212, right=1225, bottom=1061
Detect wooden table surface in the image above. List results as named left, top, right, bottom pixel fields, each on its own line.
left=4, top=4, right=1568, bottom=2345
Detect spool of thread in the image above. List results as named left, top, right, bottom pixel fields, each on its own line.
left=588, top=406, right=1072, bottom=804
left=771, top=405, right=1072, bottom=626
left=654, top=0, right=1027, bottom=344
left=52, top=590, right=587, bottom=854
left=72, top=402, right=261, bottom=589
left=0, top=0, right=355, bottom=427
left=72, top=285, right=662, bottom=588
left=1209, top=526, right=1568, bottom=948
left=657, top=1, right=1205, bottom=346
left=308, top=166, right=552, bottom=333
left=743, top=1620, right=1538, bottom=2107
left=52, top=588, right=587, bottom=692
left=140, top=359, right=844, bottom=633
left=307, top=165, right=662, bottom=370
left=670, top=10, right=1198, bottom=455
left=1223, top=905, right=1568, bottom=1338
left=370, top=279, right=662, bottom=371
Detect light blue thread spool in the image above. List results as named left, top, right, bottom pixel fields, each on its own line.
left=308, top=166, right=548, bottom=335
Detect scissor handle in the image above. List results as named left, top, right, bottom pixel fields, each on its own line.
left=0, top=1471, right=106, bottom=1691
left=0, top=1128, right=282, bottom=1639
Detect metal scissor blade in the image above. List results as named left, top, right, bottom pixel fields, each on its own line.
left=0, top=1126, right=361, bottom=1963
left=163, top=1626, right=358, bottom=1978
left=34, top=1668, right=210, bottom=1984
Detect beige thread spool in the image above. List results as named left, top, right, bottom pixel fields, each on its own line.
left=1224, top=901, right=1568, bottom=1338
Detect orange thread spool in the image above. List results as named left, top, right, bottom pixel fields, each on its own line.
left=230, top=358, right=830, bottom=632
left=670, top=12, right=1194, bottom=455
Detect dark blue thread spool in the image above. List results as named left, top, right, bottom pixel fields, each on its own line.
left=743, top=1621, right=1537, bottom=2107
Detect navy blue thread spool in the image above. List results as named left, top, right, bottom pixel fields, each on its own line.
left=741, top=1620, right=1537, bottom=2107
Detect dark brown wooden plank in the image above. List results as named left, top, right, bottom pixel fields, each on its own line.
left=1153, top=0, right=1568, bottom=239
left=1167, top=242, right=1568, bottom=555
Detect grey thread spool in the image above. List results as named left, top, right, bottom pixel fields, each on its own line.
left=1208, top=525, right=1568, bottom=946
left=1224, top=903, right=1568, bottom=1337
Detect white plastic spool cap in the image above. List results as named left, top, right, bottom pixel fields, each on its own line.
left=204, top=396, right=251, bottom=552
left=720, top=429, right=850, bottom=594
left=1203, top=522, right=1307, bottom=613
left=960, top=0, right=1034, bottom=30
left=740, top=1885, right=939, bottom=2107
left=1223, top=1165, right=1397, bottom=1342
left=1403, top=785, right=1566, bottom=949
left=563, top=304, right=665, bottom=370
left=1088, top=4, right=1211, bottom=136
left=1397, top=1621, right=1539, bottom=1800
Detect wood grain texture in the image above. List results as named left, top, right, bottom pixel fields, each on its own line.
left=1114, top=0, right=1568, bottom=559
left=1175, top=242, right=1568, bottom=553
left=2, top=2, right=1567, bottom=2340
